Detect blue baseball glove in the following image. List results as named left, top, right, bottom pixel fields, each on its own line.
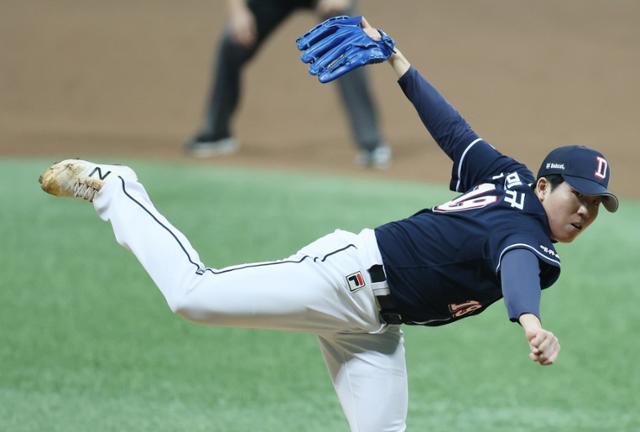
left=296, top=16, right=395, bottom=83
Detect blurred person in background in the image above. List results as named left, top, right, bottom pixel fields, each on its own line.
left=185, top=0, right=391, bottom=168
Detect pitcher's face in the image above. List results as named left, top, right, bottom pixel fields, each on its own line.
left=536, top=179, right=601, bottom=243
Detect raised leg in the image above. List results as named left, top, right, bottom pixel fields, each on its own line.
left=93, top=176, right=384, bottom=334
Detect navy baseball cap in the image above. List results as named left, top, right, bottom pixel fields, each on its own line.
left=537, top=145, right=618, bottom=212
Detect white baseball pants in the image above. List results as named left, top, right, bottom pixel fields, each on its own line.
left=93, top=175, right=408, bottom=432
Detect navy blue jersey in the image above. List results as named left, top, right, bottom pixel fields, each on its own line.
left=375, top=67, right=561, bottom=326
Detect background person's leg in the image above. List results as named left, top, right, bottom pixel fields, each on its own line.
left=335, top=67, right=389, bottom=165
left=187, top=0, right=295, bottom=155
left=313, top=0, right=390, bottom=168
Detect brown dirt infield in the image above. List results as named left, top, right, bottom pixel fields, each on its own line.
left=2, top=0, right=639, bottom=198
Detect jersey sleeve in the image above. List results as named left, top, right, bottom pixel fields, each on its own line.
left=500, top=248, right=541, bottom=322
left=397, top=67, right=533, bottom=191
left=491, top=231, right=561, bottom=290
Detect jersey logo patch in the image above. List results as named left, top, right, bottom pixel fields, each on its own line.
left=539, top=245, right=560, bottom=259
left=448, top=300, right=482, bottom=318
left=346, top=272, right=365, bottom=292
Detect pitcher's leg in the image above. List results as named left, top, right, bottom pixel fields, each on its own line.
left=172, top=256, right=375, bottom=332
left=93, top=177, right=207, bottom=310
left=319, top=327, right=408, bottom=432
left=93, top=178, right=382, bottom=333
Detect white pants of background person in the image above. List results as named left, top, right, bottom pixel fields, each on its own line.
left=94, top=175, right=408, bottom=432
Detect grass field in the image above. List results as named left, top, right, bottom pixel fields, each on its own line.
left=1, top=159, right=638, bottom=431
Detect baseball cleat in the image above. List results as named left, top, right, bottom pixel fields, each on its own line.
left=38, top=159, right=137, bottom=202
left=357, top=144, right=392, bottom=169
left=185, top=136, right=238, bottom=158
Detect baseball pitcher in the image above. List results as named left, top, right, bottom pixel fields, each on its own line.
left=39, top=16, right=618, bottom=431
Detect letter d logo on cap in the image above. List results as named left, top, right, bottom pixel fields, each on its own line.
left=595, top=156, right=607, bottom=179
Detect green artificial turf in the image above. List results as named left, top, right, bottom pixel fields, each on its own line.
left=0, top=159, right=638, bottom=431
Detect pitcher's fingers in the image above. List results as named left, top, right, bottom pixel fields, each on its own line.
left=528, top=341, right=542, bottom=355
left=360, top=16, right=372, bottom=29
left=537, top=335, right=552, bottom=353
left=547, top=343, right=560, bottom=363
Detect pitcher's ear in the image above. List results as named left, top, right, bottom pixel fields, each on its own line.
left=535, top=177, right=549, bottom=201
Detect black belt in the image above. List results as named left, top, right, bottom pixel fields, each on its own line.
left=367, top=265, right=405, bottom=325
